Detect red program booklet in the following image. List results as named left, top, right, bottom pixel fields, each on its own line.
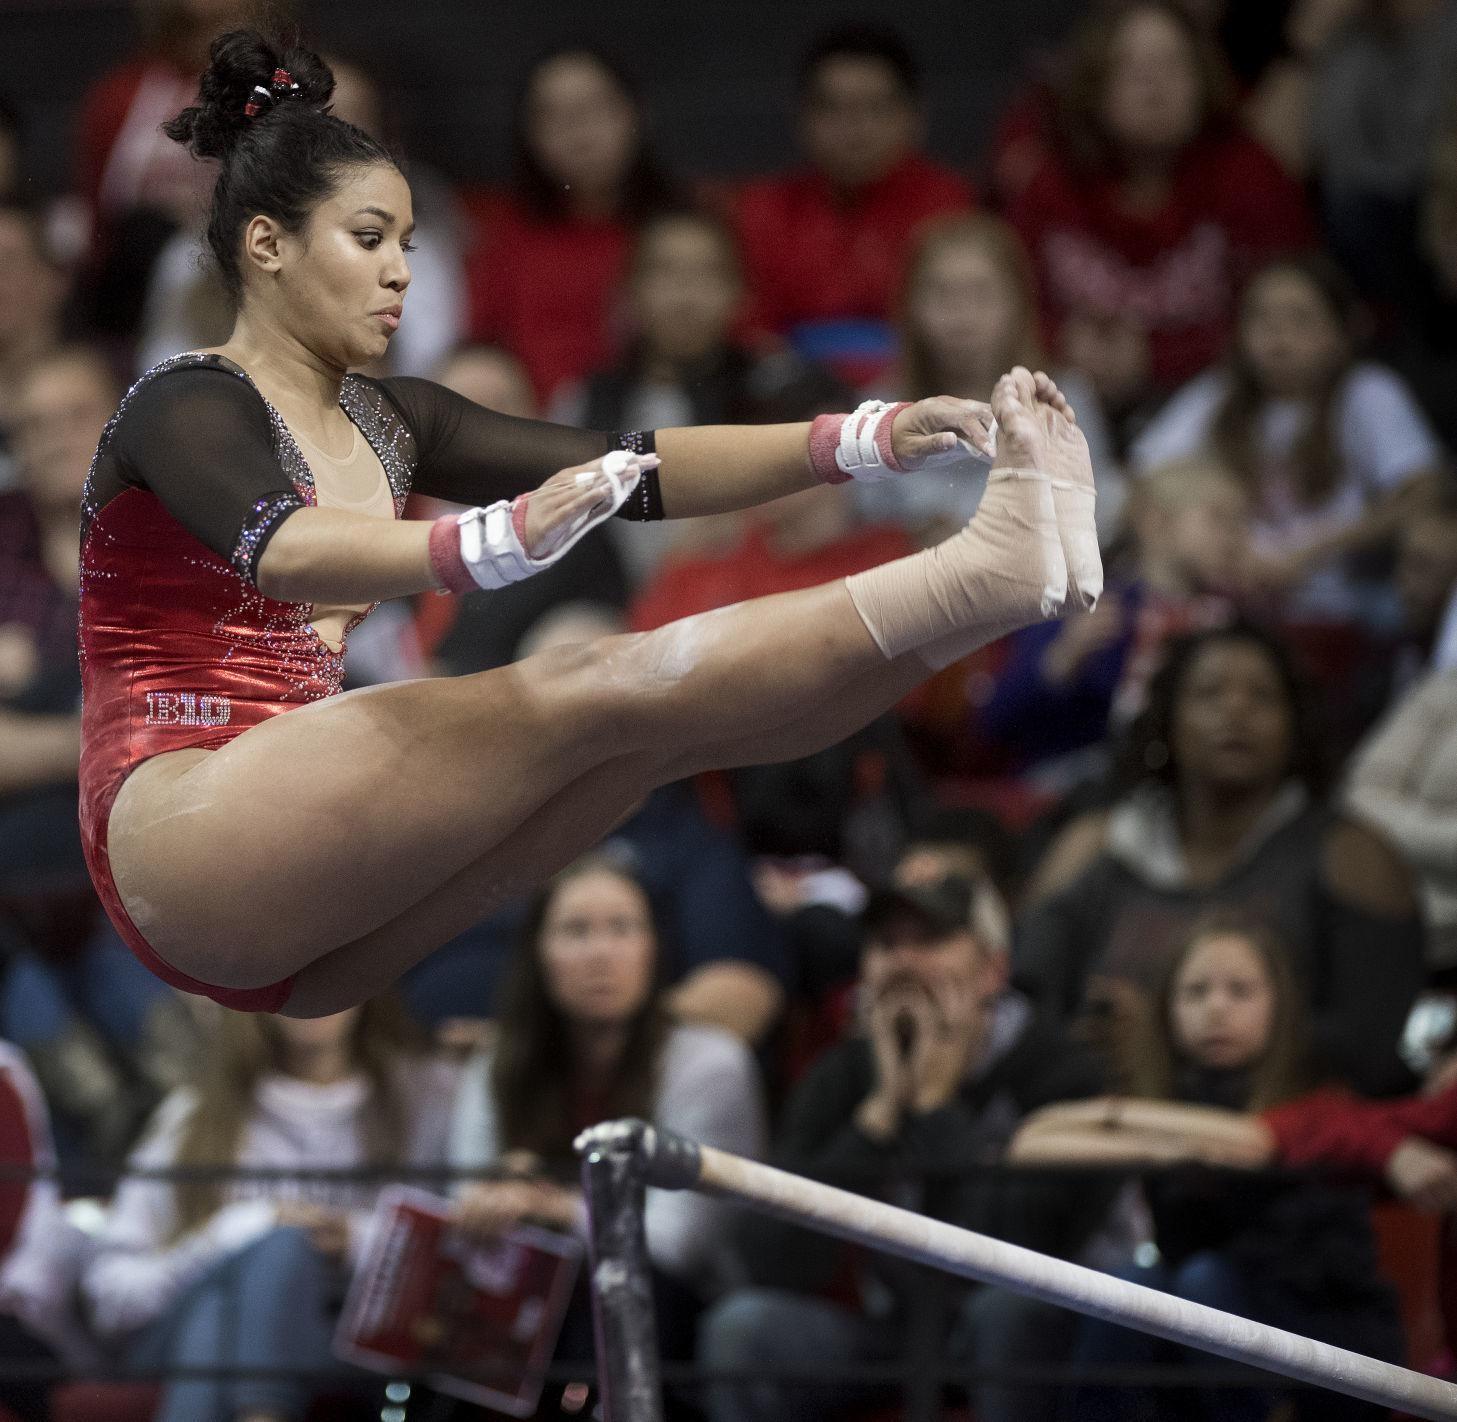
left=334, top=1186, right=583, bottom=1415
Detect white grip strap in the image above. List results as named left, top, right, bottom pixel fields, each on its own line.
left=835, top=400, right=895, bottom=480
left=458, top=450, right=644, bottom=591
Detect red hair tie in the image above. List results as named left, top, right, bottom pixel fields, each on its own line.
left=243, top=69, right=300, bottom=119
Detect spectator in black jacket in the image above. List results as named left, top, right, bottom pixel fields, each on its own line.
left=699, top=876, right=1108, bottom=1422
left=1015, top=623, right=1426, bottom=1096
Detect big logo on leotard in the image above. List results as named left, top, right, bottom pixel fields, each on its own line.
left=144, top=692, right=232, bottom=728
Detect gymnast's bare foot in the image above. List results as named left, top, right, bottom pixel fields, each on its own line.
left=991, top=366, right=1101, bottom=610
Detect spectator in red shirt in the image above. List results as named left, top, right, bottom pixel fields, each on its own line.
left=71, top=0, right=259, bottom=341
left=733, top=24, right=973, bottom=388
left=460, top=46, right=680, bottom=403
left=1008, top=1, right=1314, bottom=419
left=628, top=482, right=916, bottom=634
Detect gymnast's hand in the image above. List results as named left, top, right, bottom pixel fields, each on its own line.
left=520, top=451, right=658, bottom=560
left=888, top=396, right=998, bottom=470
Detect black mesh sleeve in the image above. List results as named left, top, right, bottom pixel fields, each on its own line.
left=108, top=367, right=305, bottom=584
left=375, top=377, right=661, bottom=518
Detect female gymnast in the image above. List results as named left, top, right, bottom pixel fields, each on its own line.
left=78, top=31, right=1099, bottom=1018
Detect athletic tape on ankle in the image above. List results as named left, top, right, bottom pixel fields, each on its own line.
left=808, top=401, right=910, bottom=484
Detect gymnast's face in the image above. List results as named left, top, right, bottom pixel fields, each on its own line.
left=245, top=161, right=413, bottom=370
left=539, top=870, right=656, bottom=1028
left=1170, top=932, right=1276, bottom=1072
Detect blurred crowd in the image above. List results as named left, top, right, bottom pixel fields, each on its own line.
left=2, top=0, right=1457, bottom=1418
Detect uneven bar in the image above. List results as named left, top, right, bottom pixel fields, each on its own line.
left=577, top=1120, right=1457, bottom=1422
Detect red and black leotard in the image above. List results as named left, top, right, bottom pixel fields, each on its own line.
left=79, top=352, right=658, bottom=1010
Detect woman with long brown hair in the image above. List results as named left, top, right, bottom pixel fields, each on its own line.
left=1012, top=912, right=1404, bottom=1422
left=448, top=851, right=764, bottom=1286
left=83, top=997, right=454, bottom=1422
left=1008, top=0, right=1313, bottom=411
left=866, top=213, right=1121, bottom=544
left=1132, top=251, right=1443, bottom=621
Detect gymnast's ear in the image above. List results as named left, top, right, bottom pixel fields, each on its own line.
left=241, top=214, right=288, bottom=276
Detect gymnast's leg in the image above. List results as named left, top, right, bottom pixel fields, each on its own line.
left=280, top=650, right=932, bottom=1015
left=109, top=370, right=1091, bottom=999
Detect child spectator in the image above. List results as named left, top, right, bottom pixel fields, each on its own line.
left=857, top=213, right=1122, bottom=545
left=461, top=46, right=680, bottom=402
left=982, top=457, right=1249, bottom=781
left=700, top=876, right=1110, bottom=1422
left=1016, top=622, right=1425, bottom=1095
left=1132, top=252, right=1444, bottom=623
left=448, top=852, right=764, bottom=1364
left=83, top=997, right=454, bottom=1422
left=1008, top=1, right=1313, bottom=416
left=1016, top=1022, right=1457, bottom=1213
left=1012, top=913, right=1404, bottom=1422
left=733, top=25, right=972, bottom=386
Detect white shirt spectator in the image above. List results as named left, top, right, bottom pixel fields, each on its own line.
left=83, top=1056, right=457, bottom=1339
left=0, top=1042, right=95, bottom=1367
left=1346, top=666, right=1457, bottom=969
left=449, top=1022, right=764, bottom=1290
left=1131, top=362, right=1442, bottom=618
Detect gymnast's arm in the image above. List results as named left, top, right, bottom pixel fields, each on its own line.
left=109, top=367, right=436, bottom=604
left=378, top=376, right=996, bottom=520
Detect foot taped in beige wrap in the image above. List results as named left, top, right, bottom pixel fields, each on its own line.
left=846, top=367, right=1099, bottom=671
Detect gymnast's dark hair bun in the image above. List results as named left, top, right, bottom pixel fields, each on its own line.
left=164, top=30, right=334, bottom=161
left=163, top=28, right=393, bottom=303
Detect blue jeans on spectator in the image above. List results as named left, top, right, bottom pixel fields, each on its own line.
left=698, top=1283, right=1074, bottom=1422
left=0, top=921, right=172, bottom=1055
left=123, top=1225, right=373, bottom=1422
left=1063, top=1251, right=1405, bottom=1422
